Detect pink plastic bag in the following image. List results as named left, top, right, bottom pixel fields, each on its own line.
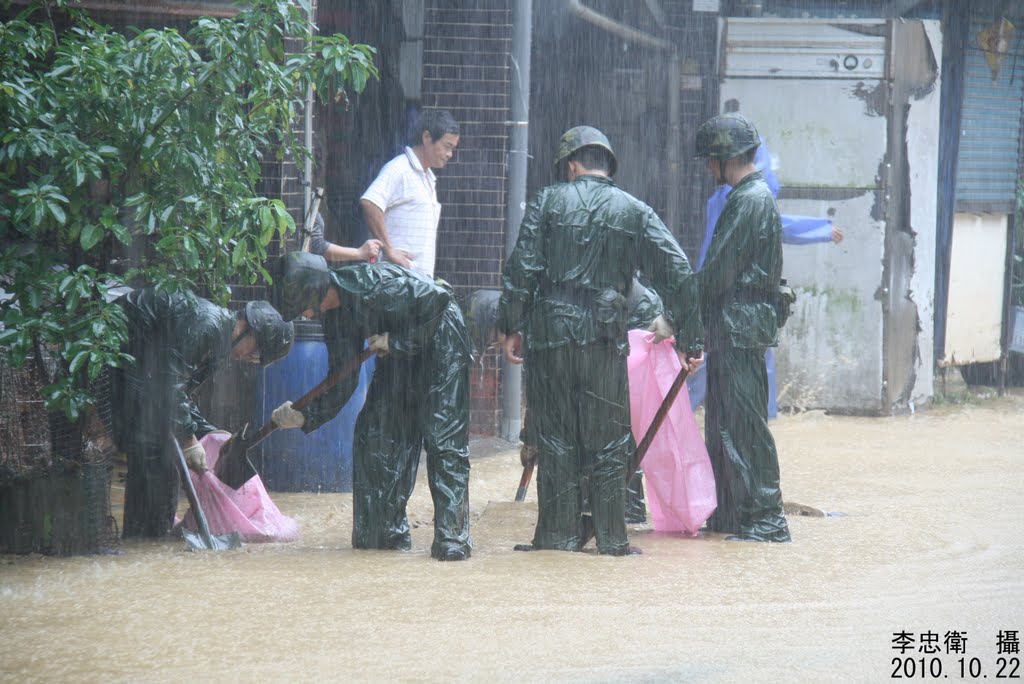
left=180, top=432, right=301, bottom=543
left=627, top=329, right=717, bottom=535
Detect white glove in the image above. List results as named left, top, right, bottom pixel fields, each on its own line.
left=368, top=332, right=390, bottom=357
left=647, top=314, right=674, bottom=344
left=271, top=401, right=305, bottom=429
left=183, top=442, right=208, bottom=472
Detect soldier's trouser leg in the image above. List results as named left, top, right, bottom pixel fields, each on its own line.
left=123, top=438, right=178, bottom=538
left=528, top=345, right=632, bottom=553
left=625, top=471, right=646, bottom=524
left=705, top=343, right=735, bottom=534
left=114, top=369, right=179, bottom=539
left=580, top=344, right=633, bottom=554
left=422, top=339, right=471, bottom=558
left=528, top=347, right=583, bottom=551
left=707, top=345, right=789, bottom=541
left=352, top=354, right=422, bottom=550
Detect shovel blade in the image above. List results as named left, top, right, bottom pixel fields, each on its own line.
left=182, top=526, right=242, bottom=552
left=476, top=501, right=538, bottom=547
left=214, top=432, right=258, bottom=490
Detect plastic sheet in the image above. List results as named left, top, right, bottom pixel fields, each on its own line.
left=627, top=330, right=716, bottom=535
left=180, top=432, right=300, bottom=543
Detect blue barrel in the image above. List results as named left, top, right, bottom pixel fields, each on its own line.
left=252, top=320, right=374, bottom=492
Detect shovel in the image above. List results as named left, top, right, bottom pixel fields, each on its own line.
left=215, top=347, right=374, bottom=488
left=171, top=434, right=242, bottom=551
left=300, top=187, right=324, bottom=253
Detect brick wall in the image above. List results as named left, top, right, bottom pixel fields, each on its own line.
left=421, top=0, right=514, bottom=436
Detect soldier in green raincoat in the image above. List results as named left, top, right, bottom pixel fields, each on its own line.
left=496, top=126, right=703, bottom=556
left=267, top=253, right=473, bottom=561
left=693, top=113, right=791, bottom=542
left=468, top=279, right=663, bottom=524
left=110, top=289, right=294, bottom=538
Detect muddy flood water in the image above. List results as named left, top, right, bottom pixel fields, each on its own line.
left=2, top=384, right=1022, bottom=682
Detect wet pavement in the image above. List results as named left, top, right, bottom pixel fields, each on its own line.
left=1, top=382, right=1022, bottom=682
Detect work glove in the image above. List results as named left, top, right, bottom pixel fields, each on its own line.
left=183, top=442, right=208, bottom=472
left=520, top=442, right=538, bottom=469
left=271, top=401, right=305, bottom=429
left=368, top=332, right=390, bottom=357
left=647, top=314, right=674, bottom=344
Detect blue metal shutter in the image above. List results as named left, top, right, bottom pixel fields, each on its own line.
left=955, top=18, right=1024, bottom=213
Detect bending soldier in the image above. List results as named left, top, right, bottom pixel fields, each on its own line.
left=110, top=289, right=293, bottom=538
left=267, top=252, right=473, bottom=561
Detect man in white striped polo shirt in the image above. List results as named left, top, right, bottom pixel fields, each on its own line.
left=359, top=110, right=460, bottom=279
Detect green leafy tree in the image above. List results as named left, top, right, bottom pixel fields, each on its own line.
left=0, top=0, right=377, bottom=427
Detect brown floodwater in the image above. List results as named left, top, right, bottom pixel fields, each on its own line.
left=2, top=388, right=1022, bottom=682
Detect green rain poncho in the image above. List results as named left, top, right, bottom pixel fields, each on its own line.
left=300, top=263, right=473, bottom=559
left=497, top=174, right=701, bottom=554
left=111, top=287, right=236, bottom=537
left=697, top=170, right=791, bottom=542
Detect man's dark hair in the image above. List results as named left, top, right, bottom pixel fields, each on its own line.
left=409, top=109, right=460, bottom=146
left=739, top=146, right=758, bottom=164
left=568, top=145, right=614, bottom=174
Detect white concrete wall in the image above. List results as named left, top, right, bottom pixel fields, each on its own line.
left=905, top=19, right=942, bottom=406
left=943, top=213, right=1009, bottom=365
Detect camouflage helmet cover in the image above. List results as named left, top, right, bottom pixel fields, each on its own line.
left=266, top=252, right=331, bottom=322
left=553, top=125, right=618, bottom=176
left=694, top=113, right=760, bottom=161
left=244, top=300, right=294, bottom=367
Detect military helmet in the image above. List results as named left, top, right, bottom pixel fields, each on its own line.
left=266, top=252, right=331, bottom=322
left=243, top=300, right=294, bottom=367
left=553, top=125, right=617, bottom=176
left=694, top=113, right=760, bottom=161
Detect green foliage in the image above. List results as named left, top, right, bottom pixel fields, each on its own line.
left=0, top=0, right=378, bottom=420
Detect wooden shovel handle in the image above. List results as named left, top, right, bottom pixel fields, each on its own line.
left=300, top=188, right=324, bottom=253
left=250, top=346, right=375, bottom=447
left=223, top=346, right=374, bottom=464
left=514, top=462, right=534, bottom=502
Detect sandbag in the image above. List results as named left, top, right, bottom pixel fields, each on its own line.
left=180, top=432, right=301, bottom=543
left=627, top=330, right=717, bottom=534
